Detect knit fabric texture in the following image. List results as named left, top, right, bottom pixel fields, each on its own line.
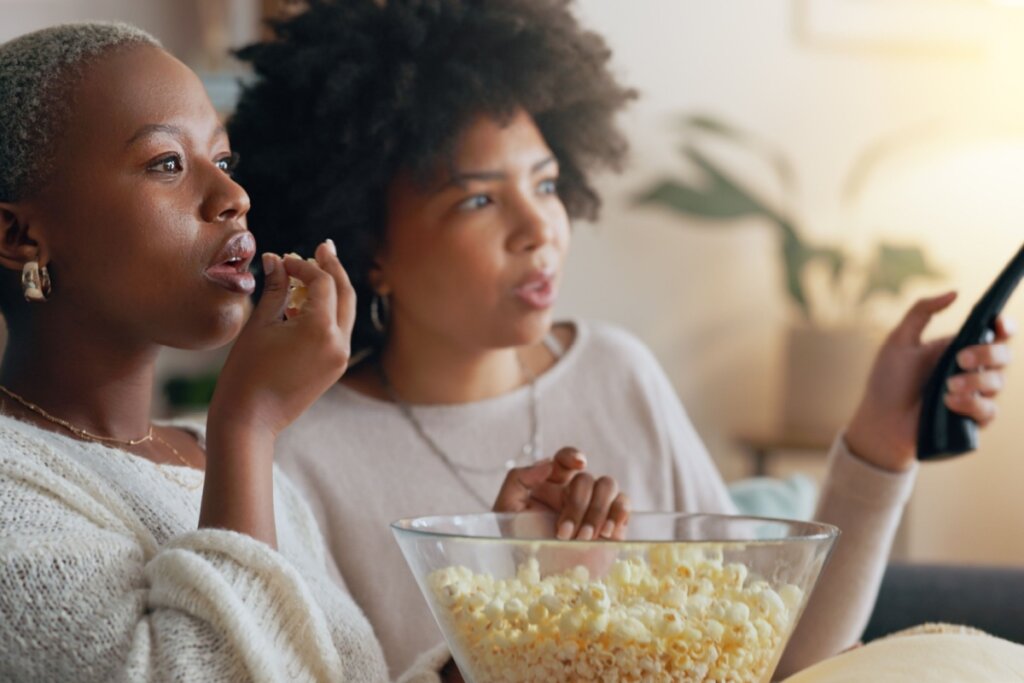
left=0, top=413, right=439, bottom=682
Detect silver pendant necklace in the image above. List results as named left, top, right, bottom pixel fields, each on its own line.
left=377, top=350, right=542, bottom=508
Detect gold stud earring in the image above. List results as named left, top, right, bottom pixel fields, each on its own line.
left=22, top=261, right=50, bottom=302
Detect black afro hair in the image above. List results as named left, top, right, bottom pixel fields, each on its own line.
left=228, top=0, right=636, bottom=353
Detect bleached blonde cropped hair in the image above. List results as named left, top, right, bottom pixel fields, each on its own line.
left=0, top=22, right=160, bottom=201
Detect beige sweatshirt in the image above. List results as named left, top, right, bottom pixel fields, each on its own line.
left=276, top=320, right=917, bottom=679
left=0, top=414, right=445, bottom=683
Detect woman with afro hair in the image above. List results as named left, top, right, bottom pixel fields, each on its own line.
left=228, top=0, right=1014, bottom=678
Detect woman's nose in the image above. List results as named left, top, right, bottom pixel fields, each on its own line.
left=508, top=196, right=556, bottom=252
left=200, top=164, right=251, bottom=224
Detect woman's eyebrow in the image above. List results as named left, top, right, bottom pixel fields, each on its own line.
left=531, top=156, right=556, bottom=173
left=209, top=124, right=228, bottom=145
left=124, top=123, right=183, bottom=148
left=124, top=124, right=228, bottom=148
left=445, top=155, right=557, bottom=189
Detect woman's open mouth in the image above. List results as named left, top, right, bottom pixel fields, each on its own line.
left=513, top=270, right=558, bottom=309
left=205, top=231, right=256, bottom=294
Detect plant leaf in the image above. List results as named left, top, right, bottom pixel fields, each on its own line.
left=635, top=146, right=770, bottom=219
left=681, top=113, right=745, bottom=138
left=636, top=140, right=819, bottom=319
left=637, top=114, right=847, bottom=321
left=679, top=115, right=797, bottom=197
left=860, top=244, right=943, bottom=302
left=779, top=234, right=846, bottom=322
left=808, top=245, right=846, bottom=283
left=634, top=180, right=763, bottom=219
left=781, top=232, right=813, bottom=322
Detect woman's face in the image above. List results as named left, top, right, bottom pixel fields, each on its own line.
left=25, top=45, right=254, bottom=350
left=380, top=110, right=570, bottom=351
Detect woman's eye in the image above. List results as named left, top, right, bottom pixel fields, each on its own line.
left=458, top=194, right=492, bottom=211
left=149, top=154, right=183, bottom=174
left=216, top=152, right=240, bottom=175
left=538, top=178, right=558, bottom=195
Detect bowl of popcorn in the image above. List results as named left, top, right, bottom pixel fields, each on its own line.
left=392, top=512, right=838, bottom=683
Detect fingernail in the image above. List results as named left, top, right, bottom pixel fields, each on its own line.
left=600, top=520, right=615, bottom=538
left=325, top=238, right=337, bottom=256
left=261, top=253, right=276, bottom=275
left=573, top=452, right=587, bottom=467
left=284, top=252, right=302, bottom=261
left=577, top=524, right=594, bottom=541
left=1004, top=317, right=1018, bottom=335
left=556, top=520, right=574, bottom=540
left=958, top=350, right=975, bottom=368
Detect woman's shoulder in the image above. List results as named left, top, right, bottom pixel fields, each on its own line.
left=0, top=413, right=67, bottom=468
left=274, top=381, right=391, bottom=475
left=0, top=415, right=132, bottom=535
left=158, top=415, right=207, bottom=448
left=567, top=319, right=663, bottom=372
left=548, top=320, right=679, bottom=409
left=0, top=411, right=45, bottom=440
left=283, top=380, right=392, bottom=437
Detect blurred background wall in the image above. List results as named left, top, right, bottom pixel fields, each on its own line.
left=2, top=0, right=1022, bottom=566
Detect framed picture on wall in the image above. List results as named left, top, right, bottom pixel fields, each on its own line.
left=792, top=0, right=997, bottom=58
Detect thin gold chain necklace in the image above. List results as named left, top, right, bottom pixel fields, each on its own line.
left=0, top=384, right=190, bottom=468
left=377, top=350, right=542, bottom=508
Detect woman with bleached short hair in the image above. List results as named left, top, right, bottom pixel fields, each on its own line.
left=0, top=21, right=625, bottom=682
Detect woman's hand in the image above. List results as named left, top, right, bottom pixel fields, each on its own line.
left=208, top=240, right=356, bottom=438
left=845, top=291, right=1015, bottom=472
left=491, top=447, right=631, bottom=541
left=199, top=239, right=354, bottom=546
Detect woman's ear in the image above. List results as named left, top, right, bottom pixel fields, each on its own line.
left=0, top=204, right=47, bottom=272
left=368, top=255, right=391, bottom=296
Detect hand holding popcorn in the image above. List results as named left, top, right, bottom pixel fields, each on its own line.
left=283, top=252, right=316, bottom=318
left=210, top=240, right=355, bottom=438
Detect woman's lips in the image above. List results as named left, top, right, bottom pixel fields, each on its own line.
left=205, top=231, right=256, bottom=294
left=514, top=274, right=558, bottom=309
left=204, top=264, right=255, bottom=294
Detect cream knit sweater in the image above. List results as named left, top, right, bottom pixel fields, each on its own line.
left=0, top=414, right=443, bottom=683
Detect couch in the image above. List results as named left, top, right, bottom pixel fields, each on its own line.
left=862, top=562, right=1024, bottom=644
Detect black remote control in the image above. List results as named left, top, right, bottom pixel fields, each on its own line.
left=917, top=242, right=1024, bottom=460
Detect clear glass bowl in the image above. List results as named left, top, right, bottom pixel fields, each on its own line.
left=392, top=512, right=838, bottom=683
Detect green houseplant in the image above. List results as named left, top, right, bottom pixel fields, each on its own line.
left=635, top=115, right=944, bottom=436
left=635, top=114, right=943, bottom=323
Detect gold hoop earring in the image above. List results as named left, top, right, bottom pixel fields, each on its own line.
left=371, top=292, right=390, bottom=333
left=22, top=261, right=50, bottom=302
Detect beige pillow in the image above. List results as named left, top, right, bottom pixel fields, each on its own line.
left=781, top=632, right=1024, bottom=682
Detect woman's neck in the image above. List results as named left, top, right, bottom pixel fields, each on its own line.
left=379, top=327, right=527, bottom=405
left=0, top=317, right=158, bottom=440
